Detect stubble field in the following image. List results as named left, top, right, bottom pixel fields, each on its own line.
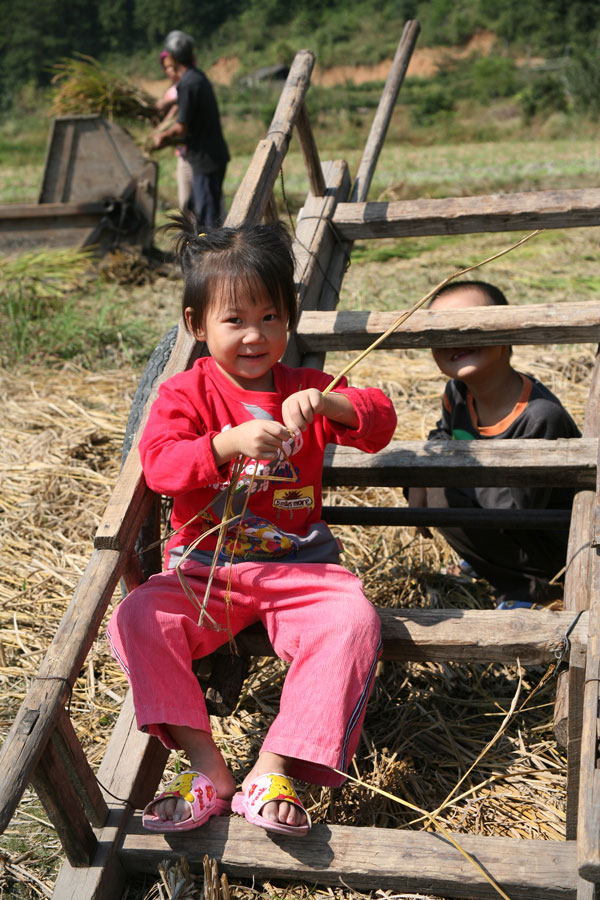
left=1, top=110, right=599, bottom=898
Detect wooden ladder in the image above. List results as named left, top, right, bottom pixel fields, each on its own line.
left=1, top=22, right=599, bottom=900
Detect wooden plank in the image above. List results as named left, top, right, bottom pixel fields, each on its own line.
left=226, top=49, right=315, bottom=227
left=53, top=691, right=169, bottom=900
left=332, top=188, right=600, bottom=239
left=0, top=550, right=127, bottom=832
left=31, top=728, right=98, bottom=868
left=119, top=815, right=577, bottom=899
left=577, top=549, right=600, bottom=884
left=232, top=608, right=587, bottom=666
left=294, top=102, right=325, bottom=197
left=577, top=878, right=599, bottom=900
left=322, top=505, right=571, bottom=528
left=302, top=23, right=419, bottom=370
left=350, top=20, right=420, bottom=203
left=283, top=159, right=351, bottom=367
left=557, top=353, right=600, bottom=835
left=322, top=438, right=595, bottom=488
left=295, top=302, right=600, bottom=352
left=54, top=711, right=109, bottom=828
left=0, top=202, right=107, bottom=219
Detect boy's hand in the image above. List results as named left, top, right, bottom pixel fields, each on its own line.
left=212, top=419, right=290, bottom=465
left=281, top=388, right=325, bottom=434
left=407, top=487, right=432, bottom=539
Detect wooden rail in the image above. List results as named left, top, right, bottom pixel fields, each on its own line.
left=295, top=302, right=600, bottom=352
left=332, top=188, right=600, bottom=239
left=119, top=815, right=578, bottom=899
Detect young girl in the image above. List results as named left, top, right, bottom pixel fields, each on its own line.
left=107, top=218, right=397, bottom=835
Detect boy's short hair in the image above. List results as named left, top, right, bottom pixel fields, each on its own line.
left=164, top=30, right=195, bottom=67
left=429, top=280, right=509, bottom=307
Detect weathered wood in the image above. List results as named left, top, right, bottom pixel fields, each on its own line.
left=53, top=691, right=169, bottom=900
left=303, top=23, right=419, bottom=369
left=332, top=188, right=600, bottom=239
left=322, top=505, right=571, bottom=529
left=577, top=549, right=600, bottom=884
left=119, top=815, right=577, bottom=899
left=54, top=710, right=109, bottom=828
left=232, top=608, right=587, bottom=666
left=556, top=353, right=600, bottom=835
left=295, top=303, right=600, bottom=352
left=31, top=726, right=98, bottom=868
left=294, top=102, right=325, bottom=197
left=322, top=437, right=595, bottom=488
left=0, top=550, right=126, bottom=833
left=577, top=878, right=599, bottom=900
left=350, top=20, right=420, bottom=203
left=283, top=159, right=351, bottom=367
left=226, top=49, right=315, bottom=228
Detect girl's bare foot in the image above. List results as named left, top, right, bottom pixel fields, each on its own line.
left=241, top=751, right=307, bottom=828
left=150, top=726, right=236, bottom=824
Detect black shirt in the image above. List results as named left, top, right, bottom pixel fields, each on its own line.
left=176, top=67, right=230, bottom=174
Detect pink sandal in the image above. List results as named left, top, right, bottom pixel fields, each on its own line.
left=231, top=772, right=311, bottom=836
left=142, top=770, right=231, bottom=832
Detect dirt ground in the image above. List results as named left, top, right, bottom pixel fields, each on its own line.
left=141, top=28, right=528, bottom=96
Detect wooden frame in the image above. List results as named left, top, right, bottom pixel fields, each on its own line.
left=1, top=21, right=599, bottom=900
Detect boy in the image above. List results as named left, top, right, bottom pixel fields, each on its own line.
left=408, top=280, right=580, bottom=609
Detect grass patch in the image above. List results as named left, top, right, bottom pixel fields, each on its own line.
left=0, top=249, right=171, bottom=369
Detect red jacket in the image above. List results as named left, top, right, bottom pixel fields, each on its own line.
left=139, top=357, right=397, bottom=566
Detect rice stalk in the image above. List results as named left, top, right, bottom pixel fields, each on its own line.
left=49, top=54, right=157, bottom=121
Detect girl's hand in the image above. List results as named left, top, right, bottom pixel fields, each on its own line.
left=212, top=419, right=290, bottom=465
left=281, top=389, right=326, bottom=433
left=282, top=388, right=359, bottom=433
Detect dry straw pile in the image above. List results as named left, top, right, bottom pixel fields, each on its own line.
left=0, top=335, right=594, bottom=899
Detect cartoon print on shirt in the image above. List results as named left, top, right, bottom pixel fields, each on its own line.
left=220, top=515, right=298, bottom=560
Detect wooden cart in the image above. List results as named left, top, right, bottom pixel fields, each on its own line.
left=1, top=22, right=600, bottom=899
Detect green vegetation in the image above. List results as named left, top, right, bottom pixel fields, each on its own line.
left=0, top=249, right=167, bottom=369
left=3, top=0, right=600, bottom=112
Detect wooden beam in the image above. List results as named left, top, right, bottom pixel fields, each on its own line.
left=54, top=711, right=109, bottom=828
left=332, top=188, right=600, bottom=239
left=295, top=303, right=600, bottom=352
left=119, top=815, right=577, bottom=899
left=31, top=728, right=98, bottom=868
left=322, top=505, right=571, bottom=529
left=577, top=549, right=600, bottom=884
left=294, top=102, right=325, bottom=197
left=557, top=353, right=600, bottom=836
left=350, top=20, right=420, bottom=203
left=322, top=438, right=595, bottom=488
left=226, top=49, right=315, bottom=227
left=231, top=608, right=587, bottom=666
left=283, top=159, right=351, bottom=367
left=53, top=692, right=169, bottom=900
left=302, top=23, right=419, bottom=371
left=0, top=550, right=126, bottom=833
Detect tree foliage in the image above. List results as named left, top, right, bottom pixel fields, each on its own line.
left=2, top=0, right=600, bottom=111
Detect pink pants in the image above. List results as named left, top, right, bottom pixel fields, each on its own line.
left=107, top=561, right=381, bottom=787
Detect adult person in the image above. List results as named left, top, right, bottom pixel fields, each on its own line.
left=152, top=51, right=193, bottom=211
left=152, top=31, right=230, bottom=226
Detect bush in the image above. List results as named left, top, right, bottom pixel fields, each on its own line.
left=518, top=73, right=567, bottom=121
left=564, top=52, right=600, bottom=118
left=470, top=56, right=520, bottom=101
left=408, top=84, right=455, bottom=126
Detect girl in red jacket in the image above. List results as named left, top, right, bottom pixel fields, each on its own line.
left=107, top=217, right=397, bottom=836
